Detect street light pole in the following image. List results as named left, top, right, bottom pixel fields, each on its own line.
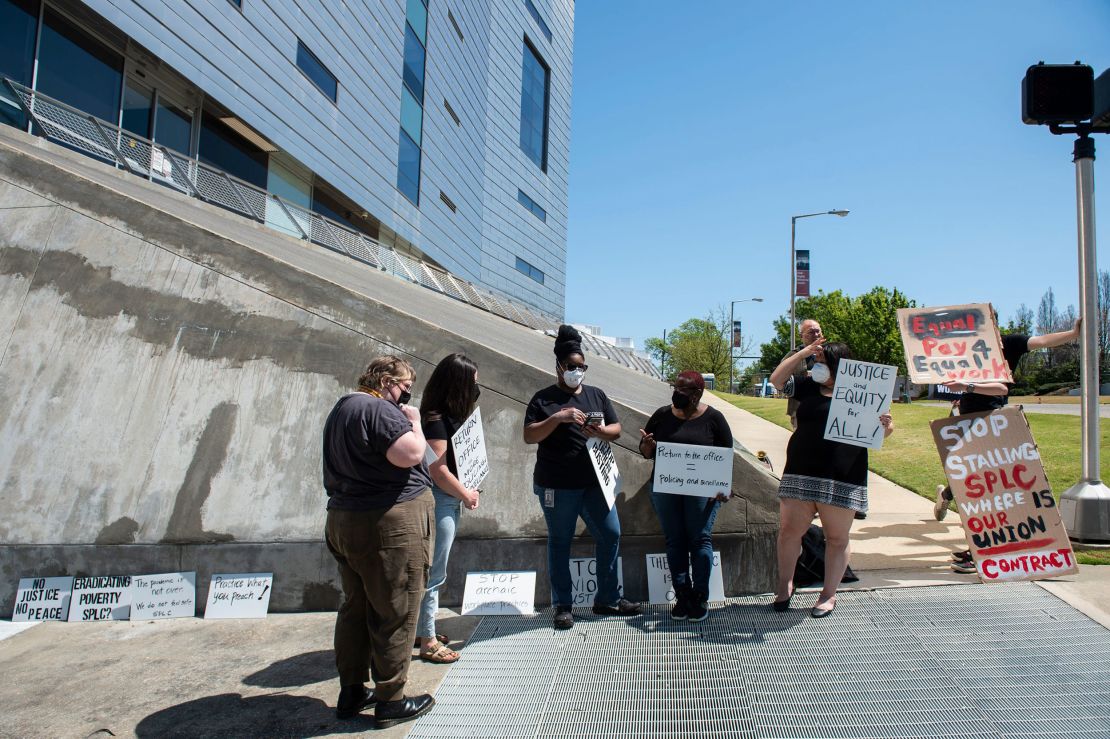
left=790, top=210, right=849, bottom=353
left=729, top=297, right=763, bottom=393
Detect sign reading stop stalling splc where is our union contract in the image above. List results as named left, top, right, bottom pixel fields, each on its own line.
left=897, top=302, right=1011, bottom=385
left=450, top=407, right=489, bottom=490
left=132, top=572, right=196, bottom=620
left=11, top=576, right=73, bottom=622
left=461, top=571, right=536, bottom=616
left=931, top=406, right=1077, bottom=582
left=587, top=437, right=622, bottom=510
left=653, top=442, right=732, bottom=498
left=204, top=573, right=273, bottom=619
left=824, top=359, right=896, bottom=450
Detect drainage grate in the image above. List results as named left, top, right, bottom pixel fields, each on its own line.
left=409, top=584, right=1110, bottom=739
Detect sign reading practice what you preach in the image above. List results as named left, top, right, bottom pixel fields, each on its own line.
left=587, top=437, right=622, bottom=509
left=450, top=407, right=489, bottom=490
left=461, top=571, right=536, bottom=616
left=204, top=573, right=273, bottom=619
left=897, top=303, right=1011, bottom=385
left=653, top=442, right=732, bottom=498
left=823, top=359, right=896, bottom=450
left=931, top=407, right=1077, bottom=582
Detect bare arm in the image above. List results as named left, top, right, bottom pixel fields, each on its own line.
left=582, top=421, right=621, bottom=442
left=1028, top=319, right=1081, bottom=350
left=942, top=380, right=1009, bottom=396
left=385, top=405, right=426, bottom=468
left=770, top=347, right=812, bottom=390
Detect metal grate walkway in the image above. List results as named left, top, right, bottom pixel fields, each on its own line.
left=410, top=584, right=1110, bottom=739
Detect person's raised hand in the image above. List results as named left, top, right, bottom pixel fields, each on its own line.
left=639, top=429, right=656, bottom=455
left=400, top=404, right=421, bottom=424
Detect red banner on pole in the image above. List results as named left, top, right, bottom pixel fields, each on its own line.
left=795, top=249, right=810, bottom=298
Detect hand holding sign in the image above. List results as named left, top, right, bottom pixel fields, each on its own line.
left=897, top=303, right=1011, bottom=385
left=823, top=360, right=896, bottom=449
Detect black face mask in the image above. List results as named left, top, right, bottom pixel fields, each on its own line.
left=472, top=384, right=482, bottom=403
left=397, top=389, right=412, bottom=406
left=672, top=391, right=692, bottom=410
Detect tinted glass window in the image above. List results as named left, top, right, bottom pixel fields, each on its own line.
left=199, top=112, right=268, bottom=189
left=402, top=24, right=426, bottom=101
left=37, top=7, right=123, bottom=124
left=400, top=85, right=422, bottom=146
left=155, top=98, right=192, bottom=155
left=515, top=256, right=545, bottom=284
left=519, top=40, right=548, bottom=170
left=524, top=0, right=552, bottom=43
left=296, top=40, right=337, bottom=102
left=0, top=0, right=39, bottom=128
left=397, top=128, right=421, bottom=204
left=517, top=189, right=547, bottom=222
left=406, top=0, right=427, bottom=44
left=121, top=80, right=153, bottom=139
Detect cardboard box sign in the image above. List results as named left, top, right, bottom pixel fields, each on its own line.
left=931, top=407, right=1077, bottom=582
left=897, top=303, right=1012, bottom=385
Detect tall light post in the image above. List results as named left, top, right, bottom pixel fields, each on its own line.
left=790, top=210, right=849, bottom=352
left=729, top=298, right=763, bottom=393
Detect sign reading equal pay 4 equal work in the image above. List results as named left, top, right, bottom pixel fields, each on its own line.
left=931, top=406, right=1076, bottom=582
left=897, top=302, right=1012, bottom=385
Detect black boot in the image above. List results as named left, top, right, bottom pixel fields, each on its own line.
left=375, top=694, right=435, bottom=728
left=336, top=684, right=376, bottom=719
left=687, top=588, right=709, bottom=623
left=671, top=584, right=693, bottom=620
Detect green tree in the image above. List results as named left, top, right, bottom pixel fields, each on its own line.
left=646, top=306, right=752, bottom=382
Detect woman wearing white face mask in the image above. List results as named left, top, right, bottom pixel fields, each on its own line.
left=523, top=325, right=640, bottom=629
left=768, top=341, right=894, bottom=618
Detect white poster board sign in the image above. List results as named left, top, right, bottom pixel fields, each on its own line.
left=645, top=552, right=725, bottom=605
left=451, top=407, right=489, bottom=489
left=586, top=437, right=622, bottom=509
left=11, top=576, right=73, bottom=622
left=823, top=359, right=897, bottom=450
left=461, top=571, right=536, bottom=615
left=68, top=576, right=133, bottom=622
left=569, top=557, right=624, bottom=606
left=204, top=573, right=273, bottom=619
left=131, top=572, right=196, bottom=620
left=652, top=442, right=733, bottom=498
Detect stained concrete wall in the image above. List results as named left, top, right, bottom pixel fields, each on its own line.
left=0, top=125, right=779, bottom=615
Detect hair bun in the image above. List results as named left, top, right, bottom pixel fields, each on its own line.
left=554, top=324, right=584, bottom=361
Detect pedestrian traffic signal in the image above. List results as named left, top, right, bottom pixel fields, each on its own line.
left=1022, top=62, right=1093, bottom=125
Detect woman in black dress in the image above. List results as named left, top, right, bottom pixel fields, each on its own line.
left=768, top=341, right=893, bottom=617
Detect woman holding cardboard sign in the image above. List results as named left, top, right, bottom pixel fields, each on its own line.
left=416, top=353, right=482, bottom=663
left=769, top=342, right=894, bottom=617
left=639, top=370, right=733, bottom=623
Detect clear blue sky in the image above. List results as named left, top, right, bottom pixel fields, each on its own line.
left=564, top=1, right=1110, bottom=365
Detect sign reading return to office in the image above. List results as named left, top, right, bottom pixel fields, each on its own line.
left=824, top=359, right=896, bottom=450
left=451, top=407, right=489, bottom=490
left=931, top=406, right=1077, bottom=582
left=897, top=302, right=1011, bottom=385
left=68, top=575, right=133, bottom=622
left=461, top=571, right=536, bottom=616
left=587, top=437, right=622, bottom=509
left=11, top=576, right=73, bottom=622
left=653, top=442, right=732, bottom=498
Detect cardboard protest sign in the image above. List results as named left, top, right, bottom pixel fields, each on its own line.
left=68, top=576, right=132, bottom=622
left=131, top=572, right=196, bottom=620
left=653, top=442, right=732, bottom=498
left=450, top=407, right=489, bottom=489
left=461, top=571, right=536, bottom=615
left=569, top=557, right=624, bottom=606
left=823, top=359, right=896, bottom=449
left=587, top=437, right=622, bottom=509
left=204, top=573, right=273, bottom=619
left=645, top=552, right=725, bottom=605
left=931, top=407, right=1077, bottom=582
left=898, top=303, right=1011, bottom=385
left=11, top=576, right=73, bottom=622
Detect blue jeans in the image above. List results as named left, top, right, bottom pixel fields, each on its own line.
left=650, top=492, right=721, bottom=595
left=534, top=483, right=622, bottom=608
left=417, top=487, right=461, bottom=638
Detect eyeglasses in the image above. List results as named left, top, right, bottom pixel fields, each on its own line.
left=563, top=363, right=588, bottom=372
left=395, top=380, right=413, bottom=392
left=802, top=328, right=822, bottom=337
left=669, top=385, right=698, bottom=395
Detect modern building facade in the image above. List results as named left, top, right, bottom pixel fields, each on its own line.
left=0, top=0, right=572, bottom=317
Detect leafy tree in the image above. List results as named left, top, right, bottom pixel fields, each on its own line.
left=646, top=306, right=753, bottom=383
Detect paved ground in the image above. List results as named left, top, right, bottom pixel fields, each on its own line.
left=916, top=400, right=1110, bottom=417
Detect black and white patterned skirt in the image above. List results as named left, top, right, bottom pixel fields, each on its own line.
left=778, top=473, right=868, bottom=513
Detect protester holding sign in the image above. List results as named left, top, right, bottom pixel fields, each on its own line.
left=322, top=356, right=435, bottom=726
left=769, top=342, right=894, bottom=617
left=411, top=353, right=482, bottom=664
left=524, top=325, right=641, bottom=629
left=639, top=370, right=733, bottom=623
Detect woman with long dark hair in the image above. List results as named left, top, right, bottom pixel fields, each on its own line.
left=416, top=353, right=481, bottom=662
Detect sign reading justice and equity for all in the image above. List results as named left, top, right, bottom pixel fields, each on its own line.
left=931, top=406, right=1077, bottom=582
left=823, top=359, right=896, bottom=450
left=450, top=407, right=489, bottom=490
left=897, top=303, right=1011, bottom=385
left=653, top=442, right=732, bottom=498
left=587, top=437, right=622, bottom=509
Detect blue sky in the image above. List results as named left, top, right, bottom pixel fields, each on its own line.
left=564, top=1, right=1110, bottom=364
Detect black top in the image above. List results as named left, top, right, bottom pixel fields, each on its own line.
left=323, top=393, right=432, bottom=510
left=783, top=376, right=867, bottom=485
left=525, top=384, right=618, bottom=488
left=959, top=334, right=1029, bottom=414
left=644, top=405, right=733, bottom=485
left=423, top=413, right=460, bottom=477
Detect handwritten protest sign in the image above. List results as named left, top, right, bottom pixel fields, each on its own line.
left=645, top=552, right=725, bottom=604
left=11, top=576, right=73, bottom=622
left=451, top=407, right=489, bottom=490
left=132, top=572, right=196, bottom=620
left=587, top=437, right=622, bottom=509
left=569, top=557, right=624, bottom=606
left=204, top=573, right=273, bottom=619
left=653, top=442, right=732, bottom=498
left=68, top=576, right=132, bottom=622
left=898, top=303, right=1011, bottom=385
left=461, top=571, right=536, bottom=615
left=931, top=407, right=1077, bottom=582
left=824, top=359, right=896, bottom=449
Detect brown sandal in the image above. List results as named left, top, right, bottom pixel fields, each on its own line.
left=413, top=634, right=449, bottom=648
left=420, top=643, right=460, bottom=664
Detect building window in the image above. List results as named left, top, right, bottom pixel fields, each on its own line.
left=439, top=190, right=457, bottom=212
left=443, top=98, right=460, bottom=126
left=296, top=40, right=337, bottom=103
left=517, top=189, right=547, bottom=223
left=37, top=6, right=123, bottom=125
left=227, top=0, right=242, bottom=7
left=515, top=256, right=545, bottom=285
left=447, top=9, right=464, bottom=42
left=397, top=129, right=421, bottom=204
left=519, top=39, right=549, bottom=171
left=401, top=22, right=426, bottom=100
left=523, top=0, right=552, bottom=43
left=0, top=0, right=40, bottom=129
left=397, top=0, right=428, bottom=205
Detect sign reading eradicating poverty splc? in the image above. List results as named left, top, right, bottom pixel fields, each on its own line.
left=824, top=359, right=896, bottom=450
left=461, top=571, right=536, bottom=616
left=653, top=442, right=732, bottom=498
left=897, top=302, right=1011, bottom=385
left=450, top=407, right=489, bottom=490
left=931, top=407, right=1077, bottom=582
left=68, top=575, right=133, bottom=622
left=587, top=437, right=622, bottom=509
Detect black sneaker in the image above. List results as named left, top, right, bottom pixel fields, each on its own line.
left=336, top=684, right=376, bottom=720
left=952, top=549, right=973, bottom=563
left=687, top=598, right=709, bottom=623
left=553, top=606, right=574, bottom=629
left=951, top=559, right=977, bottom=574
left=671, top=597, right=689, bottom=620
left=591, top=598, right=641, bottom=616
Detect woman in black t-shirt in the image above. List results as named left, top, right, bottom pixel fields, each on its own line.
left=416, top=354, right=482, bottom=663
left=523, top=325, right=640, bottom=629
left=639, top=371, right=733, bottom=623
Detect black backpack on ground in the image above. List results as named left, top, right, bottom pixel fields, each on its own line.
left=793, top=524, right=860, bottom=587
